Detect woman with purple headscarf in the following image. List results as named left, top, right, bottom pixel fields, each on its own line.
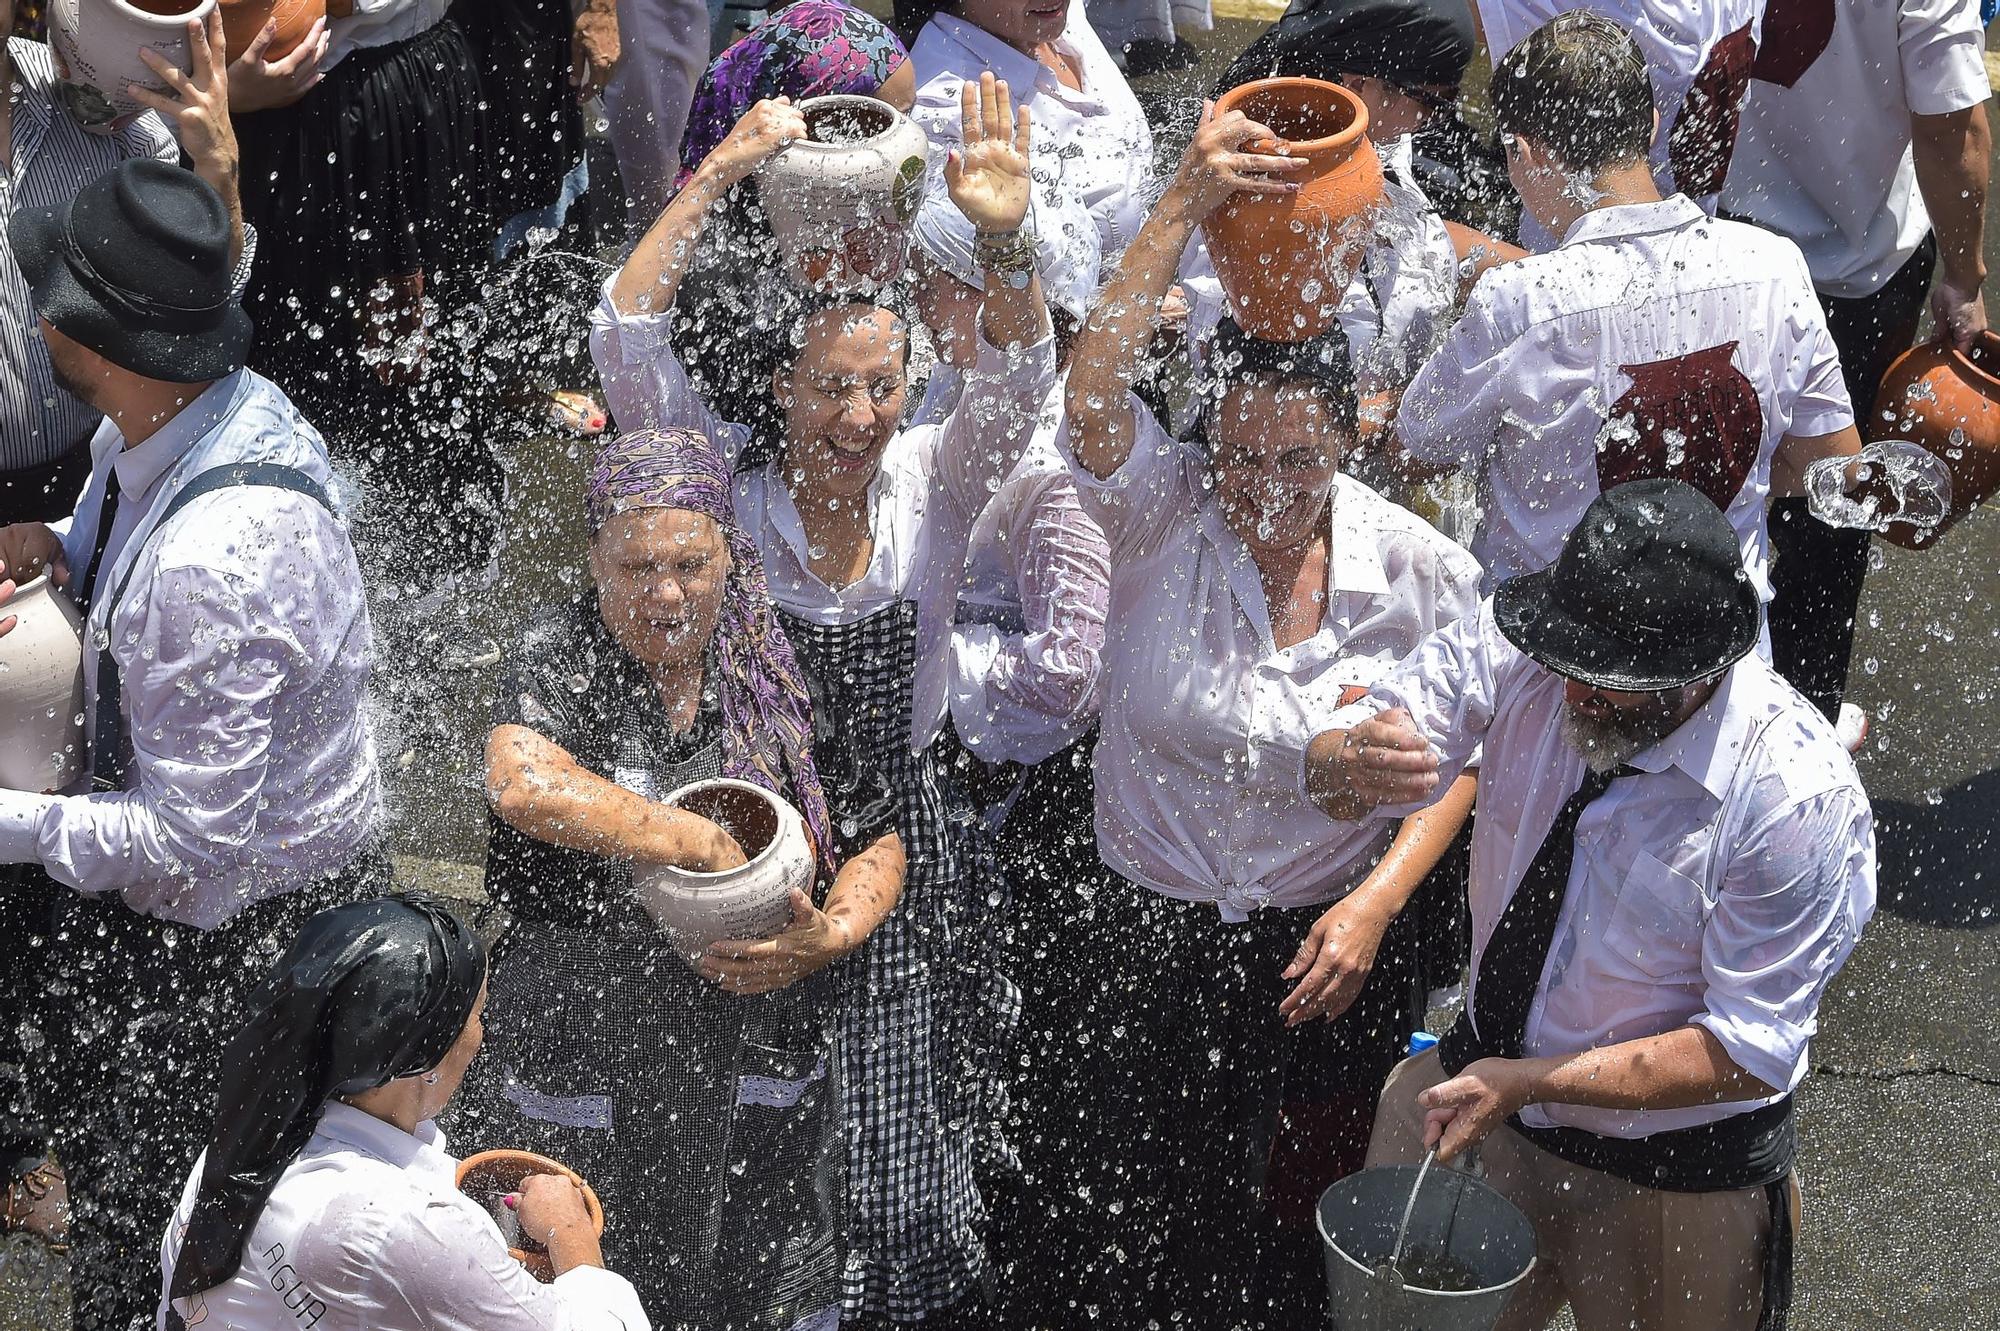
left=462, top=427, right=904, bottom=1330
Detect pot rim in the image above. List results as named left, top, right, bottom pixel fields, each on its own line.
left=95, top=0, right=218, bottom=28
left=661, top=776, right=798, bottom=880
left=785, top=92, right=912, bottom=153
left=1212, top=76, right=1371, bottom=157
left=1939, top=328, right=2000, bottom=390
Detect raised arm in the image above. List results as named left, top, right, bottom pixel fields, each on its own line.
left=1064, top=103, right=1303, bottom=479
left=485, top=723, right=749, bottom=871
left=607, top=98, right=808, bottom=317
left=946, top=73, right=1051, bottom=354
left=131, top=13, right=246, bottom=264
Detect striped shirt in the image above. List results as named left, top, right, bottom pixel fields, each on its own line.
left=2, top=38, right=177, bottom=473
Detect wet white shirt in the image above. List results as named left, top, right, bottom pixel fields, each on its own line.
left=1397, top=195, right=1851, bottom=598
left=910, top=4, right=1153, bottom=267
left=588, top=282, right=1054, bottom=751
left=1323, top=602, right=1876, bottom=1137
left=0, top=371, right=380, bottom=929
left=1059, top=401, right=1483, bottom=915
left=1722, top=0, right=1992, bottom=300
left=1476, top=0, right=1763, bottom=246
left=158, top=1102, right=651, bottom=1331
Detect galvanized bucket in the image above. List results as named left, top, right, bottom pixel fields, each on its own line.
left=1318, top=1164, right=1536, bottom=1331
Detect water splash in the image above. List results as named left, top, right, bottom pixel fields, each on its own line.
left=1804, top=440, right=1953, bottom=535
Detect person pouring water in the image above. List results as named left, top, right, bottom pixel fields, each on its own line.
left=157, top=893, right=652, bottom=1331
left=1306, top=479, right=1878, bottom=1331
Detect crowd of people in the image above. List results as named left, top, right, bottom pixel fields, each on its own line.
left=0, top=0, right=1990, bottom=1328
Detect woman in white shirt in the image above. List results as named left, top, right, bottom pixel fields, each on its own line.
left=1052, top=107, right=1484, bottom=1328
left=158, top=893, right=650, bottom=1331
left=592, top=83, right=1053, bottom=1325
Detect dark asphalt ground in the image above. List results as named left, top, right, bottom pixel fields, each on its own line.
left=4, top=14, right=1997, bottom=1331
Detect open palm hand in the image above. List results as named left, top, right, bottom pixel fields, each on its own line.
left=944, top=71, right=1033, bottom=235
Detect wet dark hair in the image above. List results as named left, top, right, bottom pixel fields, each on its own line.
left=1489, top=11, right=1653, bottom=174
left=1188, top=317, right=1360, bottom=444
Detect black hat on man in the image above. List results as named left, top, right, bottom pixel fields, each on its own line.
left=8, top=157, right=252, bottom=384
left=1216, top=0, right=1476, bottom=98
left=1493, top=478, right=1762, bottom=692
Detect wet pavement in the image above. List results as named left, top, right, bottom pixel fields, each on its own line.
left=5, top=15, right=1998, bottom=1331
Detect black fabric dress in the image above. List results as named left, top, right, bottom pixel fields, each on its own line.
left=460, top=598, right=845, bottom=1331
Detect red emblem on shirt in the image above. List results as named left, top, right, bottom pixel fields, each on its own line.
left=1749, top=0, right=1837, bottom=88
left=1601, top=342, right=1765, bottom=510
left=1668, top=22, right=1758, bottom=198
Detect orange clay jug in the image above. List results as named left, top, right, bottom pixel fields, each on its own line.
left=218, top=0, right=324, bottom=61
left=1871, top=330, right=2000, bottom=550
left=1204, top=78, right=1387, bottom=343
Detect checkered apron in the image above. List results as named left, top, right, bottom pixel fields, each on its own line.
left=779, top=599, right=1021, bottom=1322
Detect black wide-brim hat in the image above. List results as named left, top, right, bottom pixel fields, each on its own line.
left=9, top=158, right=252, bottom=384
left=1493, top=477, right=1762, bottom=692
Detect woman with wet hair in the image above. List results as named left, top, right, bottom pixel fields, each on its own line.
left=1048, top=105, right=1486, bottom=1328
left=466, top=428, right=903, bottom=1329
left=157, top=893, right=651, bottom=1330
left=593, top=79, right=1052, bottom=1326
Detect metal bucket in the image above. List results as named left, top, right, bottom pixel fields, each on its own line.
left=1317, top=1165, right=1536, bottom=1331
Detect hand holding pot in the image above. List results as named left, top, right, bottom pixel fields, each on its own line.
left=698, top=888, right=854, bottom=994
left=227, top=17, right=329, bottom=113
left=1163, top=100, right=1304, bottom=224
left=1931, top=274, right=1989, bottom=352
left=130, top=14, right=237, bottom=202
left=702, top=98, right=809, bottom=191
left=944, top=72, right=1032, bottom=236
left=0, top=523, right=68, bottom=635
left=512, top=1173, right=603, bottom=1276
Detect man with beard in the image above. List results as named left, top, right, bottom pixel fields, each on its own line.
left=0, top=159, right=381, bottom=1331
left=1303, top=478, right=1875, bottom=1331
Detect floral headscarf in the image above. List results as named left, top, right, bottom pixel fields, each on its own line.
left=587, top=429, right=837, bottom=871
left=678, top=0, right=909, bottom=186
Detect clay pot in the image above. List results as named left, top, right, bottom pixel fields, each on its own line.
left=455, top=1150, right=606, bottom=1283
left=1870, top=331, right=2000, bottom=550
left=218, top=0, right=324, bottom=62
left=1205, top=78, right=1387, bottom=342
left=754, top=94, right=931, bottom=293
left=47, top=0, right=218, bottom=133
left=0, top=575, right=85, bottom=795
left=631, top=778, right=816, bottom=966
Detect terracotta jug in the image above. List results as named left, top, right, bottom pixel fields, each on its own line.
left=754, top=94, right=930, bottom=294
left=0, top=575, right=85, bottom=795
left=1205, top=78, right=1386, bottom=343
left=218, top=0, right=324, bottom=62
left=1870, top=331, right=2000, bottom=550
left=631, top=778, right=817, bottom=966
left=47, top=0, right=217, bottom=133
left=455, top=1150, right=606, bottom=1283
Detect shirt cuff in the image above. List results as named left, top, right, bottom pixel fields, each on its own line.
left=593, top=274, right=678, bottom=365
left=228, top=222, right=258, bottom=302
left=971, top=325, right=1056, bottom=378
left=1690, top=1009, right=1809, bottom=1097
left=549, top=1263, right=651, bottom=1327
left=0, top=791, right=54, bottom=866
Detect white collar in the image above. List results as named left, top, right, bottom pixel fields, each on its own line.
left=313, top=1101, right=454, bottom=1184
left=1557, top=194, right=1708, bottom=249
left=108, top=371, right=247, bottom=502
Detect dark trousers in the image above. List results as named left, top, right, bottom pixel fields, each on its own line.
left=1768, top=232, right=1938, bottom=721
left=0, top=869, right=62, bottom=1182
left=1002, top=871, right=1427, bottom=1331
left=42, top=859, right=386, bottom=1331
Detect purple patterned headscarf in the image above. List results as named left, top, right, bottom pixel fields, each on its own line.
left=587, top=429, right=836, bottom=872
left=677, top=0, right=909, bottom=186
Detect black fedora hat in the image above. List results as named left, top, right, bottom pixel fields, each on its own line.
left=1493, top=478, right=1761, bottom=692
left=8, top=158, right=252, bottom=384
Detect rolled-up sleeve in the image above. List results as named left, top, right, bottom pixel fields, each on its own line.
left=587, top=279, right=750, bottom=464
left=1898, top=0, right=1992, bottom=116
left=931, top=329, right=1057, bottom=519
left=1056, top=398, right=1194, bottom=564
left=1693, top=787, right=1877, bottom=1094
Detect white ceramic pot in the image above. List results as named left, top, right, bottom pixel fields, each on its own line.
left=754, top=94, right=931, bottom=293
left=633, top=778, right=817, bottom=966
left=48, top=0, right=217, bottom=135
left=0, top=575, right=86, bottom=794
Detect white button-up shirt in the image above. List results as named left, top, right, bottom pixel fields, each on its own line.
left=1324, top=602, right=1876, bottom=1138
left=1060, top=400, right=1483, bottom=915
left=158, top=1101, right=651, bottom=1331
left=1397, top=196, right=1852, bottom=598
left=910, top=4, right=1153, bottom=267
left=1475, top=0, right=1763, bottom=245
left=1722, top=0, right=1992, bottom=300
left=589, top=282, right=1054, bottom=751
left=0, top=371, right=380, bottom=929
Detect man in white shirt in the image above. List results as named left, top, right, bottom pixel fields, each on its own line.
left=1305, top=479, right=1875, bottom=1331
left=1471, top=0, right=1761, bottom=247
left=1392, top=11, right=1861, bottom=607
left=0, top=160, right=382, bottom=1331
left=1722, top=0, right=1991, bottom=733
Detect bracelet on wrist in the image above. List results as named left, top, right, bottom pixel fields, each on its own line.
left=974, top=228, right=1037, bottom=290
